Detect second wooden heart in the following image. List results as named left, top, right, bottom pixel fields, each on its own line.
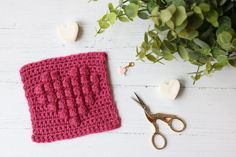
left=159, top=80, right=180, bottom=100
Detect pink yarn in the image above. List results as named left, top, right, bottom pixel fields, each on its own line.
left=20, top=52, right=121, bottom=143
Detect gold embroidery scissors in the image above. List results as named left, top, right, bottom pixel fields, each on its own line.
left=132, top=92, right=187, bottom=150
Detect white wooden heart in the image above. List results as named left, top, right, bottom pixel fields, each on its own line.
left=159, top=80, right=180, bottom=100
left=57, top=21, right=79, bottom=41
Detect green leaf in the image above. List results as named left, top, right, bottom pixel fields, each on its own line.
left=217, top=31, right=233, bottom=51
left=216, top=55, right=228, bottom=66
left=146, top=53, right=157, bottom=62
left=163, top=50, right=174, bottom=60
left=206, top=9, right=219, bottom=27
left=198, top=56, right=209, bottom=64
left=167, top=30, right=177, bottom=41
left=166, top=20, right=174, bottom=29
left=138, top=11, right=149, bottom=19
left=141, top=41, right=150, bottom=50
left=151, top=7, right=160, bottom=26
left=152, top=48, right=161, bottom=55
left=229, top=59, right=236, bottom=67
left=211, top=0, right=217, bottom=7
left=151, top=40, right=161, bottom=49
left=139, top=50, right=146, bottom=59
left=148, top=31, right=156, bottom=38
left=124, top=3, right=139, bottom=19
left=219, top=43, right=234, bottom=52
left=192, top=73, right=201, bottom=81
left=101, top=14, right=108, bottom=20
left=199, top=3, right=210, bottom=12
left=219, top=16, right=232, bottom=27
left=144, top=32, right=148, bottom=43
left=118, top=16, right=129, bottom=22
left=193, top=38, right=209, bottom=48
left=129, top=0, right=139, bottom=4
left=163, top=40, right=177, bottom=52
left=107, top=12, right=117, bottom=24
left=188, top=49, right=201, bottom=61
left=166, top=0, right=186, bottom=6
left=178, top=45, right=189, bottom=60
left=108, top=3, right=114, bottom=12
left=193, top=6, right=203, bottom=19
left=232, top=38, right=236, bottom=48
left=195, top=74, right=201, bottom=80
left=213, top=63, right=224, bottom=70
left=219, top=0, right=227, bottom=6
left=147, top=1, right=157, bottom=13
left=216, top=25, right=234, bottom=37
left=206, top=62, right=213, bottom=71
left=172, top=6, right=187, bottom=26
left=160, top=9, right=172, bottom=23
left=188, top=14, right=203, bottom=29
left=190, top=60, right=205, bottom=66
left=175, top=20, right=187, bottom=33
left=167, top=4, right=176, bottom=14
left=217, top=31, right=232, bottom=43
left=211, top=48, right=228, bottom=58
left=98, top=19, right=110, bottom=29
left=178, top=27, right=199, bottom=40
left=199, top=48, right=211, bottom=56
left=216, top=16, right=234, bottom=37
left=188, top=40, right=201, bottom=51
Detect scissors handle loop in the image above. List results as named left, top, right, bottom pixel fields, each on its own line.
left=167, top=116, right=186, bottom=132
left=151, top=132, right=167, bottom=150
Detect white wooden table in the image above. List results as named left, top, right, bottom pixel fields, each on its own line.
left=1, top=0, right=236, bottom=156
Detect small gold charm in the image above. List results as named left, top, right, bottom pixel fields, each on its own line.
left=119, top=62, right=135, bottom=76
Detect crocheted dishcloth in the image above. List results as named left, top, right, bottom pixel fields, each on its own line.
left=20, top=52, right=121, bottom=143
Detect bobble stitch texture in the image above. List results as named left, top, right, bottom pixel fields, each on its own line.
left=20, top=52, right=121, bottom=143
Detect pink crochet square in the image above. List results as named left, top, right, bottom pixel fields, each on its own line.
left=20, top=52, right=121, bottom=143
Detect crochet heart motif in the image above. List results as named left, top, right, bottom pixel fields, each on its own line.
left=34, top=66, right=100, bottom=126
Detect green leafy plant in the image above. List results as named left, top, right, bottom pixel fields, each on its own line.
left=96, top=0, right=236, bottom=84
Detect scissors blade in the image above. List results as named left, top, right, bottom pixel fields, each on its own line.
left=134, top=92, right=145, bottom=104
left=132, top=92, right=151, bottom=112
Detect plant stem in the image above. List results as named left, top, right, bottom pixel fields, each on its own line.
left=95, top=28, right=102, bottom=36
left=193, top=65, right=200, bottom=85
left=123, top=0, right=129, bottom=4
left=157, top=57, right=164, bottom=61
left=188, top=70, right=204, bottom=75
